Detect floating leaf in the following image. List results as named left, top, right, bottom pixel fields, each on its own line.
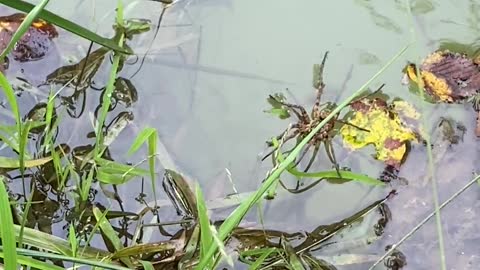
left=0, top=13, right=58, bottom=64
left=0, top=0, right=131, bottom=54
left=404, top=50, right=480, bottom=102
left=264, top=93, right=290, bottom=119
left=340, top=97, right=418, bottom=168
left=0, top=156, right=52, bottom=169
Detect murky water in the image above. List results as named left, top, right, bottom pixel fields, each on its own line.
left=1, top=0, right=480, bottom=269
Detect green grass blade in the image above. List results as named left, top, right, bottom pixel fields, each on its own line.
left=271, top=140, right=384, bottom=186
left=283, top=239, right=304, bottom=270
left=0, top=0, right=132, bottom=54
left=288, top=169, right=384, bottom=185
left=0, top=72, right=21, bottom=136
left=196, top=183, right=213, bottom=261
left=0, top=176, right=17, bottom=270
left=0, top=155, right=53, bottom=168
left=93, top=207, right=134, bottom=268
left=0, top=252, right=64, bottom=270
left=94, top=53, right=121, bottom=156
left=147, top=129, right=158, bottom=200
left=127, top=127, right=156, bottom=155
left=195, top=43, right=410, bottom=269
left=3, top=247, right=128, bottom=270
left=68, top=224, right=78, bottom=257
left=139, top=260, right=155, bottom=270
left=247, top=248, right=278, bottom=270
left=209, top=224, right=233, bottom=268
left=0, top=0, right=50, bottom=60
left=405, top=0, right=446, bottom=269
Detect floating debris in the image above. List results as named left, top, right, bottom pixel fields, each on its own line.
left=404, top=50, right=480, bottom=102
left=340, top=96, right=419, bottom=168
left=0, top=13, right=58, bottom=64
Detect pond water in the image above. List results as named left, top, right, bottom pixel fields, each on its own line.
left=1, top=0, right=480, bottom=269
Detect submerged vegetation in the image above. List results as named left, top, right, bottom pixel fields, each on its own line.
left=0, top=1, right=478, bottom=270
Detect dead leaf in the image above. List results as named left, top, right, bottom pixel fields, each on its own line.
left=340, top=97, right=418, bottom=168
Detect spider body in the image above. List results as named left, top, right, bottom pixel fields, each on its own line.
left=265, top=52, right=345, bottom=173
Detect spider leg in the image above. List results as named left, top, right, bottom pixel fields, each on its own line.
left=265, top=125, right=299, bottom=147
left=312, top=52, right=329, bottom=119
left=269, top=95, right=310, bottom=121
left=303, top=143, right=321, bottom=172
left=324, top=140, right=341, bottom=178
left=279, top=178, right=324, bottom=194
left=292, top=140, right=314, bottom=168
left=335, top=119, right=370, bottom=132
left=348, top=83, right=386, bottom=106
left=262, top=128, right=300, bottom=161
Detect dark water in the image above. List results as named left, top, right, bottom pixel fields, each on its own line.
left=1, top=0, right=480, bottom=269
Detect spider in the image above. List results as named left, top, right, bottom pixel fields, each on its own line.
left=264, top=52, right=366, bottom=173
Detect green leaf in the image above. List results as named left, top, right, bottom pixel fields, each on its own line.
left=0, top=156, right=53, bottom=169
left=0, top=70, right=21, bottom=143
left=0, top=252, right=63, bottom=270
left=94, top=50, right=123, bottom=157
left=0, top=176, right=17, bottom=270
left=93, top=207, right=134, bottom=268
left=95, top=158, right=149, bottom=176
left=139, top=260, right=155, bottom=270
left=0, top=0, right=132, bottom=54
left=196, top=183, right=213, bottom=261
left=246, top=248, right=277, bottom=270
left=282, top=237, right=305, bottom=270
left=127, top=127, right=156, bottom=155
left=288, top=169, right=384, bottom=186
left=68, top=224, right=77, bottom=257
left=264, top=93, right=290, bottom=119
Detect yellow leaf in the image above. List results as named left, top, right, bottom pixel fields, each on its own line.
left=341, top=99, right=418, bottom=167
left=0, top=156, right=52, bottom=169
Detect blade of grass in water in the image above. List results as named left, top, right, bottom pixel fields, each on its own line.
left=68, top=224, right=78, bottom=257
left=0, top=0, right=132, bottom=54
left=0, top=252, right=63, bottom=270
left=271, top=138, right=385, bottom=186
left=0, top=73, right=22, bottom=166
left=0, top=155, right=53, bottom=168
left=147, top=129, right=158, bottom=202
left=195, top=43, right=411, bottom=269
left=0, top=176, right=17, bottom=270
left=195, top=183, right=213, bottom=261
left=247, top=248, right=278, bottom=270
left=93, top=207, right=135, bottom=268
left=0, top=247, right=129, bottom=270
left=126, top=127, right=159, bottom=207
left=127, top=127, right=157, bottom=155
left=0, top=0, right=50, bottom=60
left=94, top=1, right=125, bottom=156
left=396, top=1, right=446, bottom=269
